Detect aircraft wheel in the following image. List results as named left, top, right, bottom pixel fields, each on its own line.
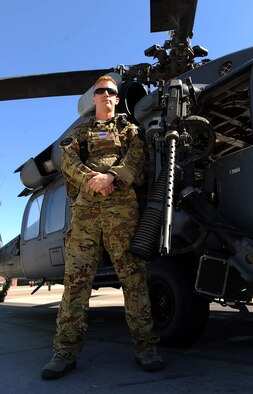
left=147, top=259, right=209, bottom=347
left=0, top=279, right=11, bottom=303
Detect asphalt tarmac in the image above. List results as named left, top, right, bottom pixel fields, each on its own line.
left=1, top=285, right=253, bottom=393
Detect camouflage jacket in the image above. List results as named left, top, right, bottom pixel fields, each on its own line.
left=60, top=114, right=146, bottom=198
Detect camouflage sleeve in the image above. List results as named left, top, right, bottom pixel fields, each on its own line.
left=60, top=133, right=92, bottom=190
left=110, top=125, right=146, bottom=186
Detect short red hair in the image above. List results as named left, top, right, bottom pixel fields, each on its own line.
left=94, top=76, right=118, bottom=92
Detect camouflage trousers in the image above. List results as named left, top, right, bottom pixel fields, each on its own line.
left=53, top=188, right=159, bottom=359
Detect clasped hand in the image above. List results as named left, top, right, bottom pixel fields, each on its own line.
left=87, top=171, right=114, bottom=196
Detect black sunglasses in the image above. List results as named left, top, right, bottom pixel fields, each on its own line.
left=94, top=87, right=118, bottom=96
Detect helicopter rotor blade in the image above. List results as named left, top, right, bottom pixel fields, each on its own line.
left=150, top=0, right=198, bottom=40
left=0, top=68, right=114, bottom=101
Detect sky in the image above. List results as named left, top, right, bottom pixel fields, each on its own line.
left=0, top=0, right=253, bottom=245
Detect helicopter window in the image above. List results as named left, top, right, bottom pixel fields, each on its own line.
left=24, top=194, right=44, bottom=241
left=45, top=185, right=66, bottom=234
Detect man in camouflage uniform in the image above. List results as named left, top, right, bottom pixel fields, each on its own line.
left=41, top=76, right=164, bottom=380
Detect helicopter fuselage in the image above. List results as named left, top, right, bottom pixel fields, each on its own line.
left=1, top=46, right=253, bottom=346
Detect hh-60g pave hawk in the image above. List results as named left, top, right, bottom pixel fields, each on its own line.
left=1, top=0, right=253, bottom=347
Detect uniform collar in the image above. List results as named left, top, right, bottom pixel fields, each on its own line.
left=92, top=115, right=118, bottom=127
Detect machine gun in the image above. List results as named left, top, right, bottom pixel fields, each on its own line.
left=131, top=76, right=215, bottom=259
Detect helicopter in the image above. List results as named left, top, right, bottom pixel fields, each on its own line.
left=1, top=0, right=253, bottom=347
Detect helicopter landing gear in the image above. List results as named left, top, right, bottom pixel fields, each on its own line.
left=147, top=259, right=209, bottom=347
